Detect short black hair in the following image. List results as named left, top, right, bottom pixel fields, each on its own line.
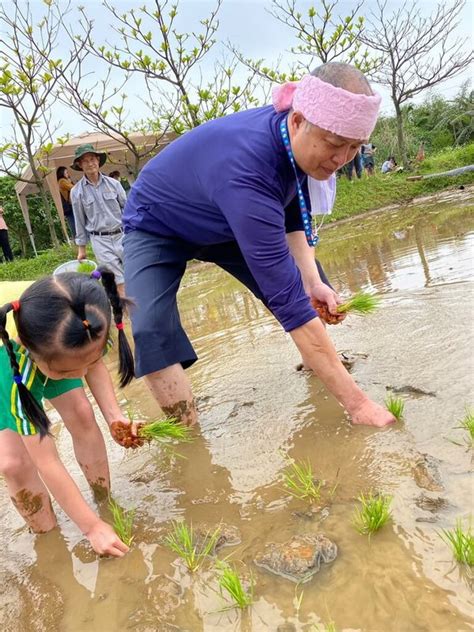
left=0, top=270, right=135, bottom=437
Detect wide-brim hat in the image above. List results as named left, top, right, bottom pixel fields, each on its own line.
left=71, top=143, right=107, bottom=171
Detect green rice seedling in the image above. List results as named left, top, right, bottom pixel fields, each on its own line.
left=282, top=458, right=322, bottom=503
left=138, top=418, right=193, bottom=443
left=385, top=394, right=405, bottom=421
left=217, top=561, right=254, bottom=609
left=164, top=521, right=220, bottom=572
left=457, top=409, right=474, bottom=446
left=294, top=583, right=304, bottom=614
left=353, top=491, right=393, bottom=536
left=108, top=497, right=135, bottom=546
left=337, top=291, right=379, bottom=315
left=312, top=621, right=337, bottom=632
left=77, top=261, right=96, bottom=274
left=440, top=518, right=474, bottom=567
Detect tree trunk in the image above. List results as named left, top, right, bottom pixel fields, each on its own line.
left=37, top=180, right=59, bottom=248
left=132, top=153, right=140, bottom=180
left=394, top=100, right=409, bottom=170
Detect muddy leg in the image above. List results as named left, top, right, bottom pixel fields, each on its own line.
left=50, top=389, right=111, bottom=502
left=0, top=429, right=56, bottom=533
left=144, top=363, right=198, bottom=426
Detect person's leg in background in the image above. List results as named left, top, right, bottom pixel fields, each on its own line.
left=65, top=211, right=76, bottom=239
left=354, top=152, right=363, bottom=179
left=0, top=229, right=14, bottom=261
left=91, top=233, right=126, bottom=297
left=124, top=230, right=198, bottom=426
left=344, top=159, right=354, bottom=181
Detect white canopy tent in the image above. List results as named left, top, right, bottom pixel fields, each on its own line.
left=14, top=130, right=172, bottom=254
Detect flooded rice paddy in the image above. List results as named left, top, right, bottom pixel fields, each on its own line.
left=1, top=187, right=473, bottom=631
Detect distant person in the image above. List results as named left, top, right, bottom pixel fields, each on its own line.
left=56, top=166, right=76, bottom=238
left=416, top=141, right=425, bottom=163
left=381, top=156, right=397, bottom=174
left=0, top=205, right=14, bottom=262
left=110, top=170, right=131, bottom=194
left=361, top=142, right=376, bottom=175
left=70, top=144, right=127, bottom=295
left=344, top=149, right=363, bottom=181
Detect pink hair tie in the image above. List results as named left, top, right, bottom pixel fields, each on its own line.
left=272, top=74, right=381, bottom=140
left=116, top=323, right=124, bottom=330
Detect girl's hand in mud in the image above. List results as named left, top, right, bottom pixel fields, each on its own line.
left=85, top=520, right=129, bottom=557
left=109, top=419, right=145, bottom=449
left=308, top=283, right=346, bottom=325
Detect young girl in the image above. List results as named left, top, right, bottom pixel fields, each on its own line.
left=0, top=268, right=142, bottom=557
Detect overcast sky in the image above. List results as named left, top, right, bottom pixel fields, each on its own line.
left=0, top=0, right=472, bottom=140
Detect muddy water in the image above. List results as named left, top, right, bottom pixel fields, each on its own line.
left=1, top=187, right=473, bottom=631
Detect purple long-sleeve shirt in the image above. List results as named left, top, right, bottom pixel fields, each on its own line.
left=123, top=105, right=319, bottom=331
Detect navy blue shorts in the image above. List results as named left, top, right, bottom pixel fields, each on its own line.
left=124, top=230, right=333, bottom=377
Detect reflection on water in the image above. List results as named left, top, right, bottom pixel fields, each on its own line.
left=1, top=190, right=473, bottom=631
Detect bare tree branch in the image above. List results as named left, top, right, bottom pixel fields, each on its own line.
left=360, top=0, right=472, bottom=166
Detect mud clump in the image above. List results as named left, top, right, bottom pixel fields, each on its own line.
left=194, top=522, right=241, bottom=554
left=311, top=298, right=342, bottom=325
left=386, top=384, right=436, bottom=398
left=412, top=454, right=444, bottom=492
left=415, top=494, right=449, bottom=513
left=254, top=534, right=337, bottom=583
left=110, top=421, right=145, bottom=449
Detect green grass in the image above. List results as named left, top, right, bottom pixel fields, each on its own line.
left=164, top=521, right=221, bottom=572
left=108, top=497, right=135, bottom=546
left=385, top=394, right=405, bottom=421
left=457, top=409, right=474, bottom=446
left=77, top=261, right=96, bottom=274
left=217, top=561, right=254, bottom=609
left=331, top=143, right=474, bottom=222
left=353, top=491, right=393, bottom=536
left=337, top=291, right=380, bottom=314
left=137, top=418, right=193, bottom=443
left=0, top=243, right=95, bottom=281
left=282, top=458, right=322, bottom=503
left=312, top=623, right=337, bottom=632
left=440, top=518, right=474, bottom=567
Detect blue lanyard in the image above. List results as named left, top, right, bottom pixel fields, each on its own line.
left=280, top=117, right=319, bottom=247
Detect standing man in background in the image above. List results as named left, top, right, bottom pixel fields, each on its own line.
left=70, top=144, right=127, bottom=295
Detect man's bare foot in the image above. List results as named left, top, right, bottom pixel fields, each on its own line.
left=349, top=399, right=396, bottom=427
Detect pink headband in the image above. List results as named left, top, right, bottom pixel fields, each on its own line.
left=272, top=75, right=381, bottom=140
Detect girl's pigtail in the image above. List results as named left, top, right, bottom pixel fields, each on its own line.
left=0, top=303, right=50, bottom=438
left=97, top=268, right=135, bottom=387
